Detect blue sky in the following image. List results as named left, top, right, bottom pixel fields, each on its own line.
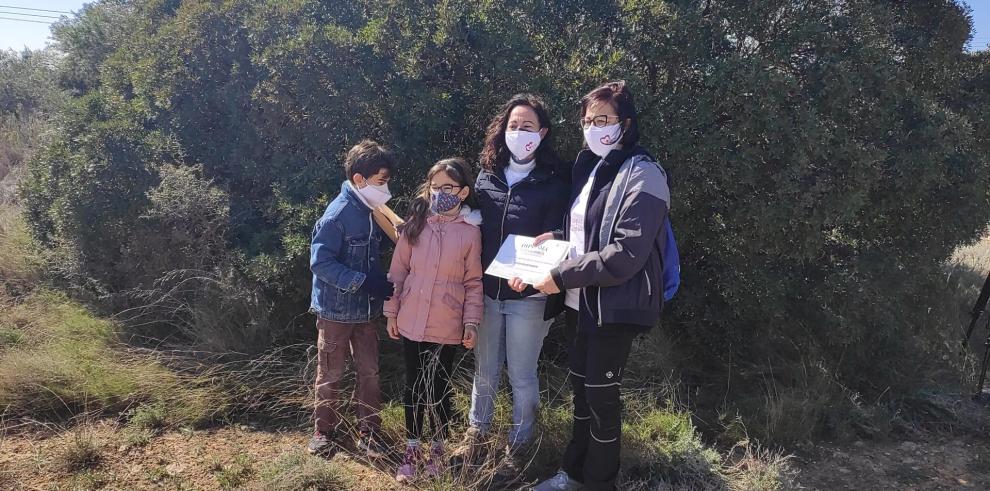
left=0, top=1, right=988, bottom=52
left=0, top=1, right=84, bottom=51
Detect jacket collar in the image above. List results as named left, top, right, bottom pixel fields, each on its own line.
left=576, top=146, right=651, bottom=170
left=340, top=181, right=372, bottom=212
left=492, top=161, right=555, bottom=186
left=426, top=205, right=482, bottom=225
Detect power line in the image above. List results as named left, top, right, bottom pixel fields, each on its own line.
left=0, top=10, right=62, bottom=19
left=0, top=15, right=51, bottom=24
left=0, top=5, right=71, bottom=14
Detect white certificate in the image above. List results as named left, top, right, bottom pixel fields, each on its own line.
left=484, top=234, right=571, bottom=285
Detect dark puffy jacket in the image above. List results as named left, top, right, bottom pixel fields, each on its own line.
left=475, top=163, right=569, bottom=302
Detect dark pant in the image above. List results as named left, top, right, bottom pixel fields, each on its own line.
left=402, top=337, right=456, bottom=441
left=561, top=309, right=637, bottom=491
left=313, top=318, right=382, bottom=435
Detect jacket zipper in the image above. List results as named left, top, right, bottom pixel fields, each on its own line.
left=493, top=173, right=513, bottom=300
left=595, top=158, right=634, bottom=326
left=367, top=213, right=372, bottom=320
left=644, top=269, right=652, bottom=296
left=582, top=160, right=604, bottom=326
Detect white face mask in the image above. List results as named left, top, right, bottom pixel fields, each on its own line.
left=356, top=181, right=392, bottom=209
left=583, top=123, right=623, bottom=158
left=504, top=130, right=542, bottom=161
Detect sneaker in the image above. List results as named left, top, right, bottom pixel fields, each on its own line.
left=306, top=430, right=337, bottom=457
left=449, top=426, right=487, bottom=466
left=531, top=470, right=583, bottom=491
left=356, top=431, right=388, bottom=459
left=424, top=441, right=445, bottom=477
left=395, top=443, right=420, bottom=483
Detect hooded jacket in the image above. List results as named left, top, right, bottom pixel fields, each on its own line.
left=384, top=207, right=484, bottom=344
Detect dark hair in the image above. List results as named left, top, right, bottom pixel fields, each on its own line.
left=479, top=93, right=562, bottom=171
left=579, top=80, right=640, bottom=147
left=401, top=157, right=477, bottom=245
left=343, top=139, right=396, bottom=181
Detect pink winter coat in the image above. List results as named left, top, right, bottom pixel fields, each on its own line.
left=384, top=207, right=484, bottom=345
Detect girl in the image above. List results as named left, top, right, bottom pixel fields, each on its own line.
left=529, top=81, right=671, bottom=491
left=451, top=93, right=569, bottom=480
left=384, top=157, right=484, bottom=483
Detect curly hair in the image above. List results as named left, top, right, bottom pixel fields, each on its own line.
left=479, top=93, right=562, bottom=171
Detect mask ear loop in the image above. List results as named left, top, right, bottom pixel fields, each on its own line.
left=611, top=117, right=628, bottom=146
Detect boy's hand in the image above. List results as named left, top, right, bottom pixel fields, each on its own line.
left=462, top=324, right=478, bottom=349
left=387, top=317, right=400, bottom=340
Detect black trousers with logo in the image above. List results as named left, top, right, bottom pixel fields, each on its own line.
left=561, top=308, right=638, bottom=491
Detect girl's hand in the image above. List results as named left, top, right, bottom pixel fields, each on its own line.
left=508, top=277, right=527, bottom=293
left=534, top=274, right=560, bottom=294
left=462, top=324, right=478, bottom=349
left=387, top=317, right=400, bottom=340
left=532, top=232, right=555, bottom=246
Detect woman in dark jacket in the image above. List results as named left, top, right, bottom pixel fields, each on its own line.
left=529, top=81, right=670, bottom=491
left=449, top=94, right=569, bottom=477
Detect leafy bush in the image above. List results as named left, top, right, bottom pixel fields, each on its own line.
left=20, top=0, right=990, bottom=440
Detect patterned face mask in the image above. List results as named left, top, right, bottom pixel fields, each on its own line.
left=430, top=190, right=462, bottom=214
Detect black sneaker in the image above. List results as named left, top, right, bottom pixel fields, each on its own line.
left=356, top=431, right=388, bottom=459
left=307, top=430, right=337, bottom=457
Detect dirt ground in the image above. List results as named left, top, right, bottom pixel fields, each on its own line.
left=0, top=421, right=397, bottom=490
left=2, top=420, right=990, bottom=490
left=794, top=435, right=990, bottom=490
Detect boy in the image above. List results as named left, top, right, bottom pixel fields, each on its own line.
left=308, top=140, right=396, bottom=457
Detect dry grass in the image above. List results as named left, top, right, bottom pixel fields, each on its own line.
left=0, top=203, right=798, bottom=490
left=0, top=205, right=39, bottom=297
left=56, top=428, right=104, bottom=473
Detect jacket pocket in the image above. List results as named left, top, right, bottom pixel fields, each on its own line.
left=345, top=237, right=370, bottom=271
left=440, top=283, right=466, bottom=319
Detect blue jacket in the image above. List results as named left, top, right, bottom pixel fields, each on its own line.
left=310, top=182, right=386, bottom=323
left=475, top=163, right=569, bottom=301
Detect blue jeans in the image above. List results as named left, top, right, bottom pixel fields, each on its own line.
left=469, top=295, right=553, bottom=448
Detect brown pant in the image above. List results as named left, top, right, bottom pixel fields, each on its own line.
left=313, top=318, right=381, bottom=435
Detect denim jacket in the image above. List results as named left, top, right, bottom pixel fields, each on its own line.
left=310, top=182, right=385, bottom=323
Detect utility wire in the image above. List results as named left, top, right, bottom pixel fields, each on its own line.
left=0, top=10, right=62, bottom=19
left=0, top=15, right=51, bottom=24
left=0, top=5, right=71, bottom=14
